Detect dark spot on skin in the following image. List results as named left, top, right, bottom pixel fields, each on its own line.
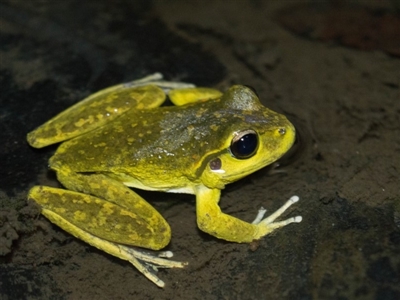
left=209, top=158, right=222, bottom=170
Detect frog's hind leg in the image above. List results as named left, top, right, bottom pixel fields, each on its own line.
left=131, top=73, right=223, bottom=106
left=28, top=170, right=187, bottom=288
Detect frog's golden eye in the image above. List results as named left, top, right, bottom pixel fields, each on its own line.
left=230, top=130, right=258, bottom=159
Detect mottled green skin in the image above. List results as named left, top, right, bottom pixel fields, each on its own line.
left=27, top=81, right=299, bottom=287
left=51, top=86, right=292, bottom=192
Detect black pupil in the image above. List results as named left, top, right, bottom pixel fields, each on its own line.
left=231, top=133, right=258, bottom=159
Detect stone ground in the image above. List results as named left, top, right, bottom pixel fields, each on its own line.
left=0, top=1, right=399, bottom=299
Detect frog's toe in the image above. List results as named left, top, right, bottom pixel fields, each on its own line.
left=253, top=196, right=302, bottom=240
left=123, top=72, right=195, bottom=92
left=251, top=207, right=267, bottom=224
left=158, top=250, right=173, bottom=258
left=118, top=245, right=187, bottom=288
left=261, top=215, right=302, bottom=230
left=260, top=195, right=301, bottom=225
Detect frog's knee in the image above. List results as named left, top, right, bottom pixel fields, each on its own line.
left=148, top=221, right=171, bottom=250
left=27, top=185, right=41, bottom=199
left=27, top=185, right=61, bottom=206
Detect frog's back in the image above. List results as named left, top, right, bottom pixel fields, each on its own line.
left=50, top=100, right=227, bottom=177
left=50, top=86, right=292, bottom=192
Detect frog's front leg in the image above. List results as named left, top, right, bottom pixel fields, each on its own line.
left=28, top=170, right=186, bottom=288
left=195, top=187, right=302, bottom=243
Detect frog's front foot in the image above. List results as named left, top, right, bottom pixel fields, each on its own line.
left=253, top=196, right=302, bottom=239
left=118, top=245, right=187, bottom=288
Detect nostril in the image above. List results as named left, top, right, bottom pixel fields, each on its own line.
left=278, top=128, right=286, bottom=135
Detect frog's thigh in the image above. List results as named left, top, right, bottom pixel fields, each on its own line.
left=28, top=186, right=171, bottom=250
left=55, top=171, right=170, bottom=240
left=27, top=84, right=166, bottom=148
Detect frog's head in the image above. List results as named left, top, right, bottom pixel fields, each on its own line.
left=199, top=85, right=295, bottom=189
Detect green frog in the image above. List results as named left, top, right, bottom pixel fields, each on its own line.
left=27, top=73, right=302, bottom=287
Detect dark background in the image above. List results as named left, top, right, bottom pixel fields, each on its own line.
left=1, top=1, right=399, bottom=299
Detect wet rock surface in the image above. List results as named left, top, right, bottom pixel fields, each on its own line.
left=1, top=1, right=399, bottom=299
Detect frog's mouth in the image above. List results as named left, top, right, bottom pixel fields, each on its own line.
left=212, top=135, right=295, bottom=183
left=216, top=154, right=282, bottom=181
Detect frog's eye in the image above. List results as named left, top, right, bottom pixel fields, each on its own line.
left=230, top=130, right=258, bottom=159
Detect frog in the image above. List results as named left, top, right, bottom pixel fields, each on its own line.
left=27, top=73, right=302, bottom=287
